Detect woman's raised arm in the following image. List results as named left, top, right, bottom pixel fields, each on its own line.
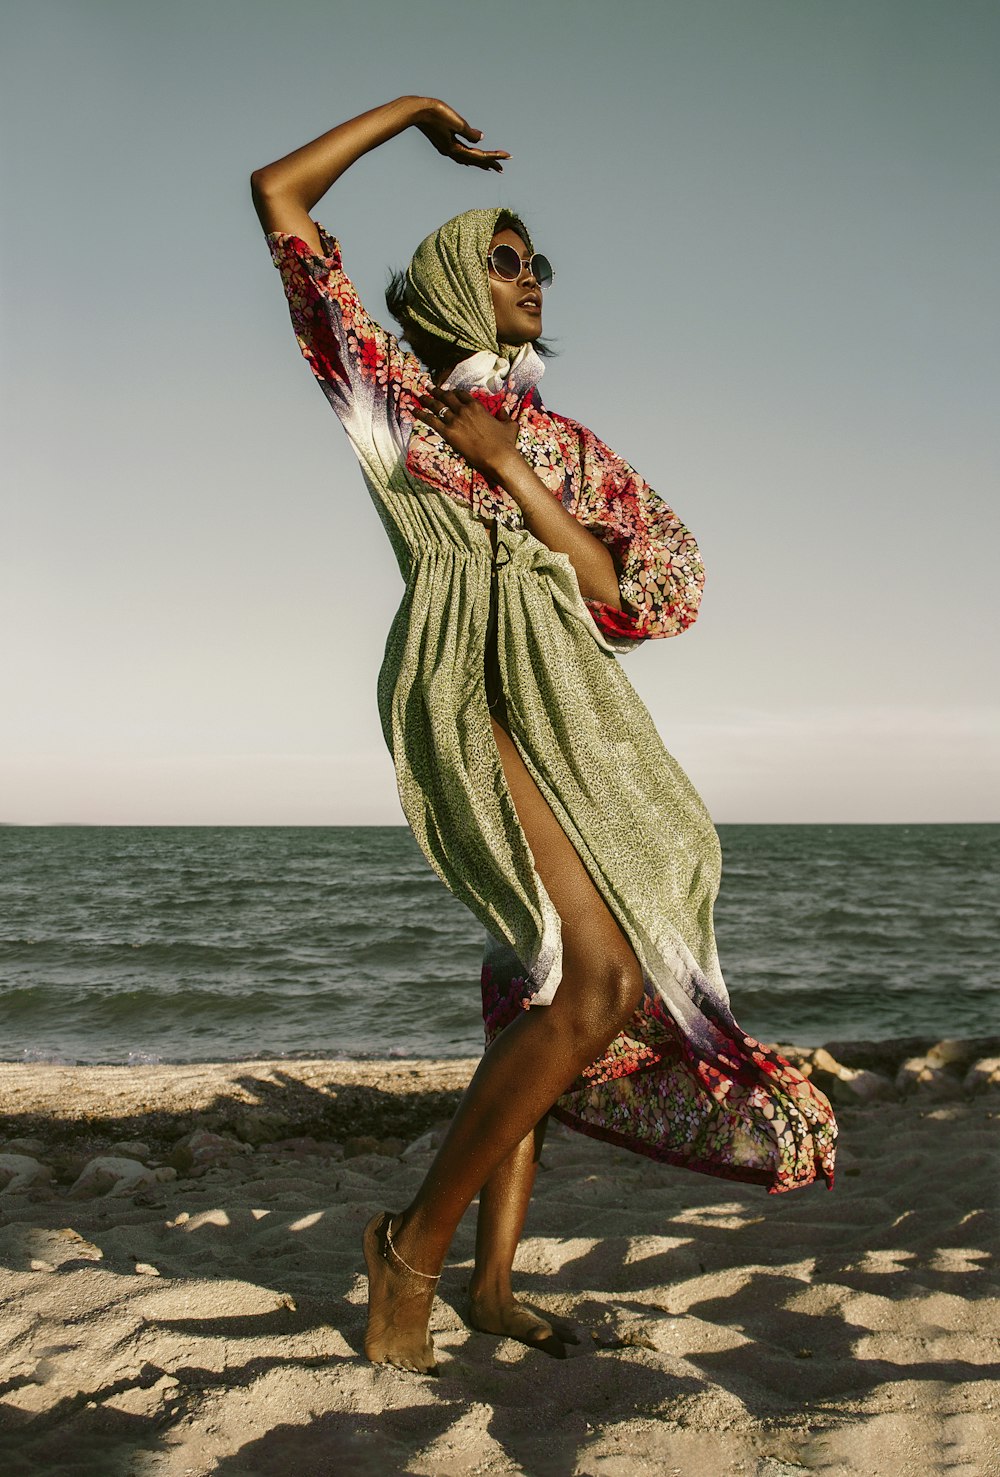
left=250, top=96, right=510, bottom=251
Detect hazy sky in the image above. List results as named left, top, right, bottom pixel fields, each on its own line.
left=3, top=0, right=997, bottom=823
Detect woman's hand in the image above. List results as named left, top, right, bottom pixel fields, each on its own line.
left=415, top=99, right=510, bottom=173
left=414, top=390, right=520, bottom=480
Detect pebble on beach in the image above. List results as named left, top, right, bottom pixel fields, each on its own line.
left=68, top=1156, right=161, bottom=1199
left=0, top=1154, right=52, bottom=1195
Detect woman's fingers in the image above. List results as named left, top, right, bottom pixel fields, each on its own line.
left=416, top=390, right=515, bottom=426
left=418, top=128, right=508, bottom=171
left=414, top=389, right=490, bottom=441
left=451, top=145, right=510, bottom=172
left=416, top=392, right=451, bottom=417
left=418, top=389, right=465, bottom=415
left=415, top=393, right=462, bottom=431
left=412, top=406, right=451, bottom=434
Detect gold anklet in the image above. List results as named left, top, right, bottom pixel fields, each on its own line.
left=383, top=1216, right=441, bottom=1281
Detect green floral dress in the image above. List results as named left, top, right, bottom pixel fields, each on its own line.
left=266, top=224, right=838, bottom=1194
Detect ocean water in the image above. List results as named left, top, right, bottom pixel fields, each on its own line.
left=0, top=825, right=996, bottom=1066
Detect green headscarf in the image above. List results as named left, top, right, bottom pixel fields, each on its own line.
left=404, top=207, right=534, bottom=361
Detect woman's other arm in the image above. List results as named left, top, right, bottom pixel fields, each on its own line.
left=250, top=97, right=510, bottom=252
left=490, top=444, right=623, bottom=610
left=414, top=390, right=623, bottom=610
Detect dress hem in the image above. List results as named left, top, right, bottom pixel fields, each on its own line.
left=548, top=1103, right=835, bottom=1196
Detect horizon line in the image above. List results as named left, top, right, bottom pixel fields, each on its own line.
left=2, top=820, right=996, bottom=830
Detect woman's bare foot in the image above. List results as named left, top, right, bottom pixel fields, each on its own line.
left=362, top=1211, right=439, bottom=1374
left=468, top=1289, right=580, bottom=1358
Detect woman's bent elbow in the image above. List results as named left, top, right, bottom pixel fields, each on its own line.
left=250, top=167, right=276, bottom=200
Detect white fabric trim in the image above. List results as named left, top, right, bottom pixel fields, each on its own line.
left=441, top=344, right=545, bottom=397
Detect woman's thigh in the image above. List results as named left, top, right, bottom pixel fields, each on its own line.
left=489, top=716, right=643, bottom=1024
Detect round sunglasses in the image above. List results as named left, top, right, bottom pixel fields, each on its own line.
left=487, top=243, right=554, bottom=288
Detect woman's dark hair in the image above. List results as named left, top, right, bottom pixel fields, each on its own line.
left=385, top=210, right=555, bottom=374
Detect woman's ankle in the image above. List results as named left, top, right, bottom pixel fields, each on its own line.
left=468, top=1269, right=513, bottom=1305
left=388, top=1208, right=448, bottom=1278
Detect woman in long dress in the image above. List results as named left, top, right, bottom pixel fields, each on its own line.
left=252, top=95, right=838, bottom=1375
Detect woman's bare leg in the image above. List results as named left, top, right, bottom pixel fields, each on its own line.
left=471, top=1118, right=546, bottom=1314
left=364, top=717, right=643, bottom=1371
left=468, top=1114, right=579, bottom=1356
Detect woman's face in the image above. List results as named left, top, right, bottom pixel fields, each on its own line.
left=488, top=229, right=543, bottom=345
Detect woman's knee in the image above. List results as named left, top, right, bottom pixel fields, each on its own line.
left=600, top=951, right=645, bottom=1031
left=555, top=943, right=645, bottom=1048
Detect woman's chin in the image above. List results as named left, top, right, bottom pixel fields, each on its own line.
left=503, top=325, right=542, bottom=346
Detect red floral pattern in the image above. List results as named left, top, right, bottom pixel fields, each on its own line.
left=266, top=225, right=429, bottom=426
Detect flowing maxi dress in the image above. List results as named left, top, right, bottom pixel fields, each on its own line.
left=266, top=224, right=838, bottom=1196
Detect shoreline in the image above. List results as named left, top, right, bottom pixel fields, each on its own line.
left=5, top=1019, right=996, bottom=1071
left=1, top=1034, right=997, bottom=1158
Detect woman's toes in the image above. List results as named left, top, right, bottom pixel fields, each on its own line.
left=533, top=1330, right=568, bottom=1359
left=548, top=1315, right=581, bottom=1344
left=469, top=1294, right=576, bottom=1357
left=390, top=1354, right=437, bottom=1375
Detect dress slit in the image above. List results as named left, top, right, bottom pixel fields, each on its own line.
left=481, top=547, right=644, bottom=1014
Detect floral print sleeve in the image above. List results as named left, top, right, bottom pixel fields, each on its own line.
left=552, top=413, right=706, bottom=644
left=265, top=223, right=428, bottom=441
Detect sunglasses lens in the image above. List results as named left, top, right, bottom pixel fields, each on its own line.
left=490, top=244, right=522, bottom=280
left=531, top=253, right=553, bottom=288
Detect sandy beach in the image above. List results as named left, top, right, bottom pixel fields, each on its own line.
left=0, top=1037, right=997, bottom=1476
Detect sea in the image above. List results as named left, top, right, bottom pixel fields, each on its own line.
left=0, top=824, right=996, bottom=1067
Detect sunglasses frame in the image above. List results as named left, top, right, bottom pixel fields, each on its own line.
left=486, top=244, right=554, bottom=288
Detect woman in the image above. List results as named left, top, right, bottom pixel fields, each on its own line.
left=251, top=95, right=837, bottom=1376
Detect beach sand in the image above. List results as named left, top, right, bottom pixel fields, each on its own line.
left=0, top=1038, right=997, bottom=1476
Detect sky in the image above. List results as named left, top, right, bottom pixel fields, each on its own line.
left=2, top=0, right=998, bottom=824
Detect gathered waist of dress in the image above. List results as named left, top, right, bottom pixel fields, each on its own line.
left=404, top=524, right=538, bottom=573
left=404, top=540, right=510, bottom=582
left=407, top=542, right=493, bottom=566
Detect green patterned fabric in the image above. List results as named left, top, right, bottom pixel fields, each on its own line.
left=403, top=206, right=532, bottom=360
